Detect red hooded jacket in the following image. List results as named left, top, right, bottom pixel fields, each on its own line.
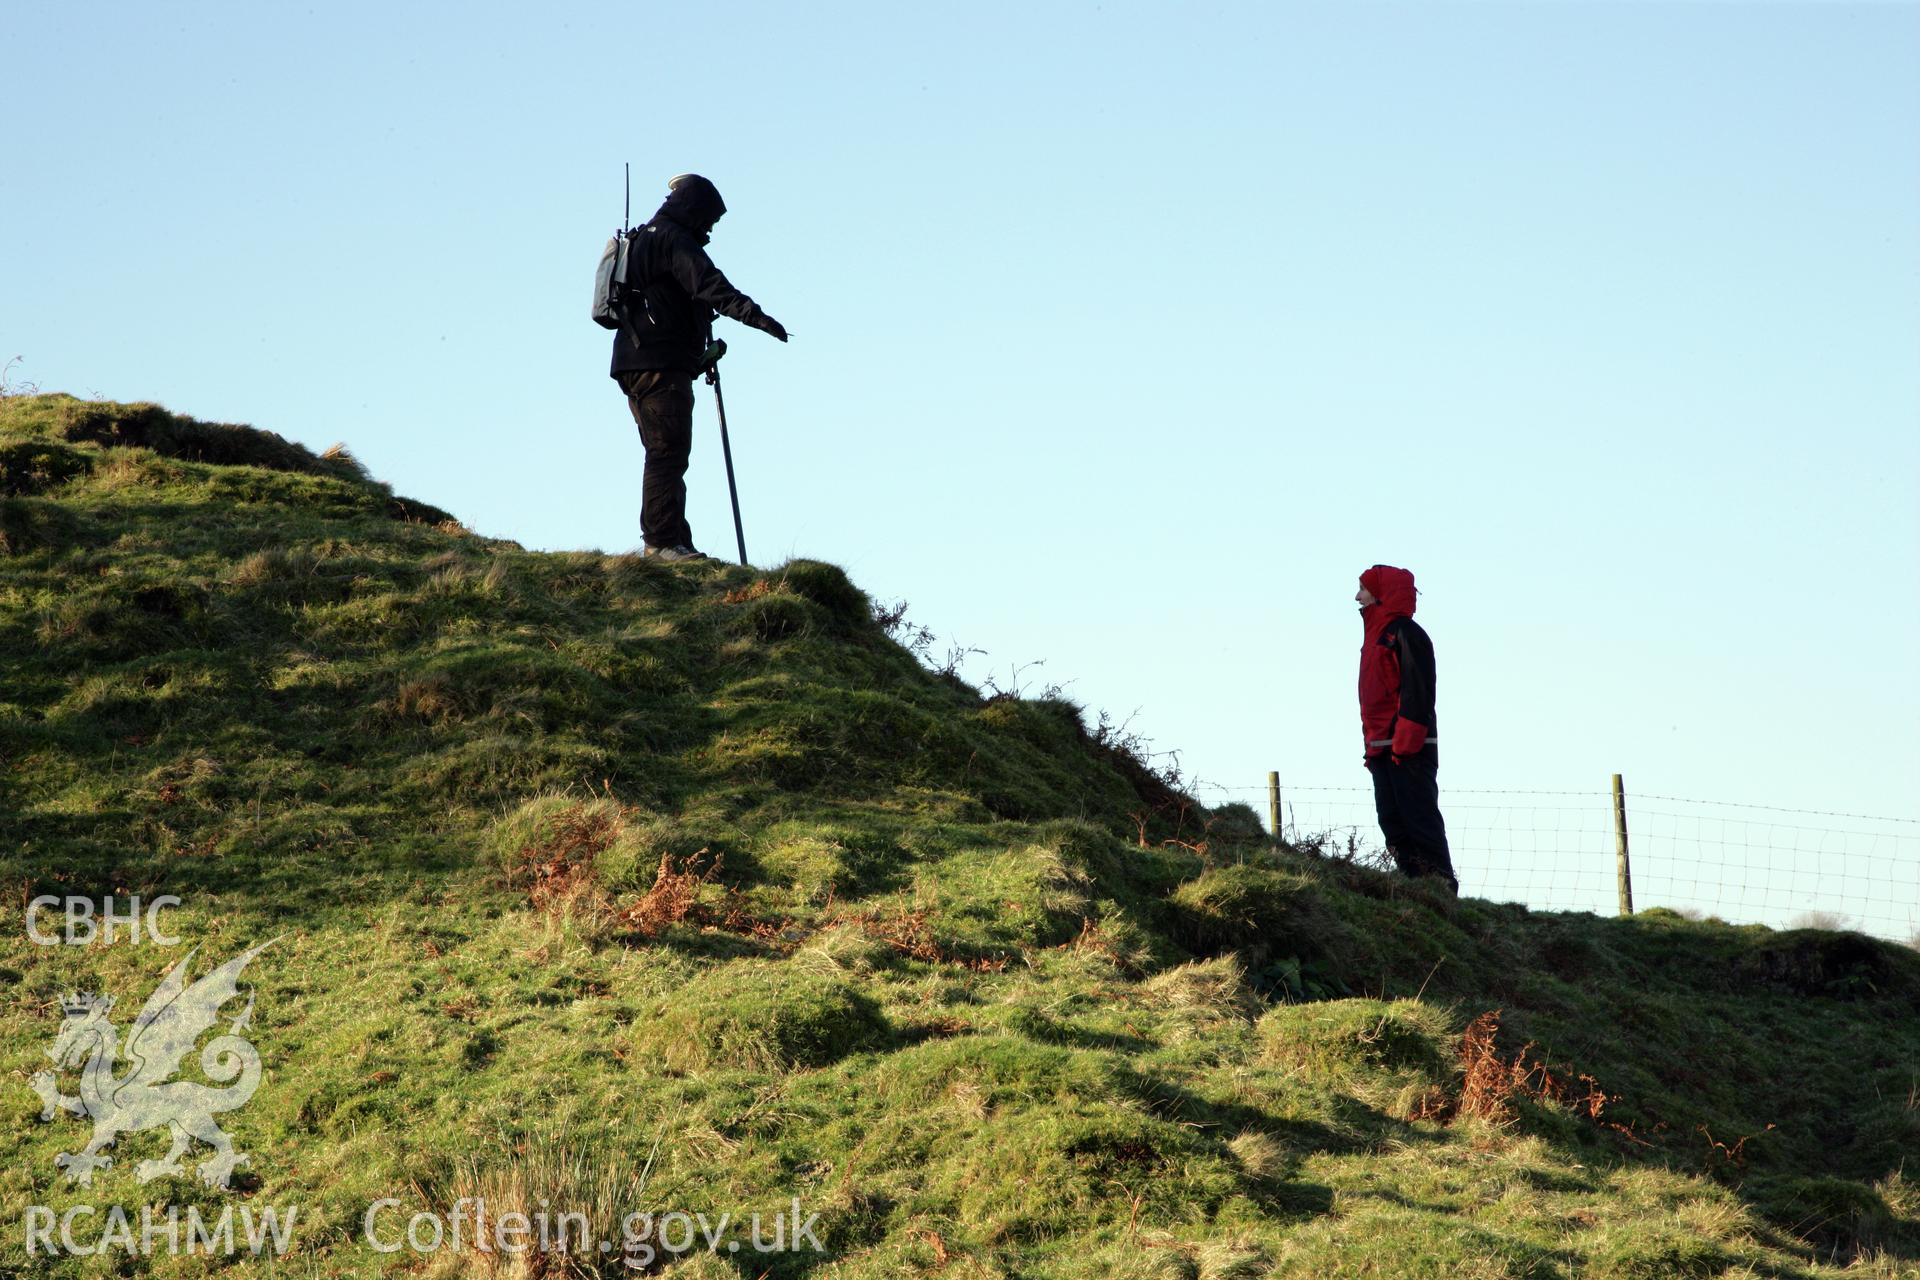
left=1357, top=565, right=1438, bottom=760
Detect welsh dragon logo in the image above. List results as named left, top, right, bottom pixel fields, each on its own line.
left=30, top=941, right=275, bottom=1190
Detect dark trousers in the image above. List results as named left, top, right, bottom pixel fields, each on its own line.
left=620, top=371, right=696, bottom=550
left=1367, top=749, right=1457, bottom=890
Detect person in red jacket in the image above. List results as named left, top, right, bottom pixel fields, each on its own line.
left=1356, top=564, right=1458, bottom=892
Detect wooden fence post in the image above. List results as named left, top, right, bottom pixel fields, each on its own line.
left=1612, top=773, right=1634, bottom=916
left=1267, top=772, right=1281, bottom=841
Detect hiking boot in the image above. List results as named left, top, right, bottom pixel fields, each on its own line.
left=643, top=544, right=708, bottom=563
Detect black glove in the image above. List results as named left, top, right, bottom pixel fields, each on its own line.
left=752, top=312, right=789, bottom=343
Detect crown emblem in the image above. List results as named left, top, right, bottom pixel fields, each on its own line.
left=58, top=992, right=112, bottom=1017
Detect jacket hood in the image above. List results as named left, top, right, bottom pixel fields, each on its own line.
left=652, top=173, right=727, bottom=240
left=1360, top=564, right=1417, bottom=619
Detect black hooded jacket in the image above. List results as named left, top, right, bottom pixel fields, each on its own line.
left=609, top=175, right=773, bottom=379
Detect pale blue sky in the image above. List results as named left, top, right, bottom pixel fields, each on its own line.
left=6, top=3, right=1916, bottom=915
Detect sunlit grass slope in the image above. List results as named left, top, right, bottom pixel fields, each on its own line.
left=2, top=394, right=1916, bottom=1278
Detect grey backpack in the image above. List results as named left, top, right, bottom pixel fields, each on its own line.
left=594, top=168, right=655, bottom=343
left=591, top=230, right=634, bottom=331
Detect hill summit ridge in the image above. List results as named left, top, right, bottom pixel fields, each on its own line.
left=2, top=392, right=1915, bottom=1277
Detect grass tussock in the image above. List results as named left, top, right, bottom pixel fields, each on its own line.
left=424, top=1117, right=666, bottom=1279
left=631, top=961, right=889, bottom=1072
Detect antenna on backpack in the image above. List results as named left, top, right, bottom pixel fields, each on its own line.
left=623, top=162, right=630, bottom=234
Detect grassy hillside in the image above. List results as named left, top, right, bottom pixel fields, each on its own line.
left=2, top=394, right=1916, bottom=1278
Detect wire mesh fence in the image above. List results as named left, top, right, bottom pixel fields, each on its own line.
left=1192, top=778, right=1920, bottom=944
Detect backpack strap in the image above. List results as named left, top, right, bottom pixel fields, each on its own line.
left=615, top=228, right=654, bottom=353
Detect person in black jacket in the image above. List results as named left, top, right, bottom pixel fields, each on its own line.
left=611, top=174, right=787, bottom=561
left=1355, top=564, right=1458, bottom=892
